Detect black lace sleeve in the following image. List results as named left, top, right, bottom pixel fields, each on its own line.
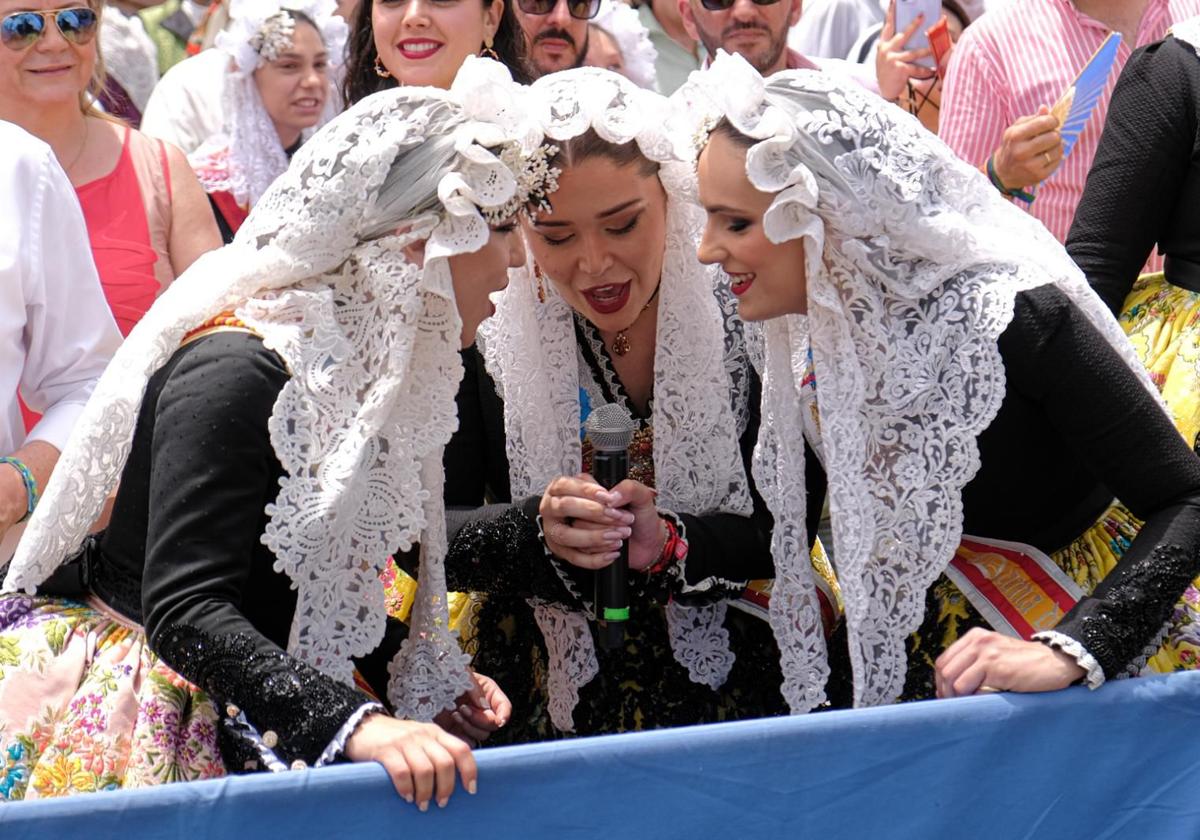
left=140, top=334, right=373, bottom=767
left=668, top=370, right=828, bottom=597
left=1066, top=38, right=1200, bottom=314
left=1001, top=287, right=1200, bottom=678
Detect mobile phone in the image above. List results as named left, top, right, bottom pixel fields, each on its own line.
left=927, top=16, right=952, bottom=79
left=895, top=0, right=942, bottom=69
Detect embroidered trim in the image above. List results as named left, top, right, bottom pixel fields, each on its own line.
left=315, top=701, right=386, bottom=767
left=1032, top=631, right=1105, bottom=690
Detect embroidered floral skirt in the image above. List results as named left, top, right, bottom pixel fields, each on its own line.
left=896, top=502, right=1200, bottom=701
left=1118, top=272, right=1200, bottom=448
left=0, top=594, right=224, bottom=801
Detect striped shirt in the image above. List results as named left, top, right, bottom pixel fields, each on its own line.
left=940, top=0, right=1200, bottom=265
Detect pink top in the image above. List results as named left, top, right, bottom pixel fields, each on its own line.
left=940, top=0, right=1200, bottom=264
left=75, top=126, right=174, bottom=336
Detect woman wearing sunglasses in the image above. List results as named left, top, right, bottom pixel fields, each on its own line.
left=0, top=0, right=220, bottom=337
left=684, top=53, right=1200, bottom=710
left=189, top=0, right=346, bottom=242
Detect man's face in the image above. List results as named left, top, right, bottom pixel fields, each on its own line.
left=680, top=0, right=801, bottom=75
left=515, top=0, right=591, bottom=77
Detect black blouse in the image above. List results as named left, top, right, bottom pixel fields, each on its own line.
left=41, top=331, right=407, bottom=770
left=1067, top=35, right=1200, bottom=314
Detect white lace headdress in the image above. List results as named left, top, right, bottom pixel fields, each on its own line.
left=191, top=0, right=348, bottom=208
left=592, top=0, right=659, bottom=91
left=5, top=58, right=543, bottom=721
left=676, top=52, right=1164, bottom=709
left=477, top=67, right=754, bottom=731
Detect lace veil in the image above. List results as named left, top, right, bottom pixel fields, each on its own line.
left=190, top=0, right=348, bottom=208
left=4, top=59, right=538, bottom=721
left=593, top=0, right=659, bottom=92
left=477, top=68, right=753, bottom=730
left=677, top=52, right=1165, bottom=709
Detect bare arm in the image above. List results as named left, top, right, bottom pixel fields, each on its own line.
left=163, top=141, right=221, bottom=282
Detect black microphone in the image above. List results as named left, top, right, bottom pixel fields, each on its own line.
left=584, top=403, right=637, bottom=651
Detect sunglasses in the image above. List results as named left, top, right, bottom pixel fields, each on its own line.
left=697, top=0, right=781, bottom=10
left=516, top=0, right=600, bottom=21
left=1, top=7, right=98, bottom=50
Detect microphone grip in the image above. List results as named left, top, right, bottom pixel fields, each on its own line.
left=591, top=450, right=629, bottom=651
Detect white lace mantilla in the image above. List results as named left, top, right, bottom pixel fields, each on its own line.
left=4, top=60, right=538, bottom=721
left=675, top=53, right=1169, bottom=709
left=478, top=68, right=752, bottom=731
left=99, top=11, right=159, bottom=111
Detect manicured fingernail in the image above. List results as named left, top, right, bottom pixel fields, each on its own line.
left=419, top=801, right=429, bottom=812
left=404, top=794, right=414, bottom=804
left=438, top=798, right=449, bottom=809
left=468, top=780, right=478, bottom=795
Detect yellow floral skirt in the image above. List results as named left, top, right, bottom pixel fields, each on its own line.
left=1119, top=272, right=1200, bottom=447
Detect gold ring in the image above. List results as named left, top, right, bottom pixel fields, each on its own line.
left=1043, top=151, right=1052, bottom=168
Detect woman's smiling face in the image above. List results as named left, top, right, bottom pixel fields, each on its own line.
left=696, top=128, right=808, bottom=321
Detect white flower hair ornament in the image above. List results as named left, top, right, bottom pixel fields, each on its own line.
left=217, top=0, right=348, bottom=75
left=677, top=50, right=826, bottom=285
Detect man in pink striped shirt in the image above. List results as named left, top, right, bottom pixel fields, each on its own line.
left=940, top=0, right=1200, bottom=254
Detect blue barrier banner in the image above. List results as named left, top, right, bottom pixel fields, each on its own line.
left=4, top=671, right=1200, bottom=839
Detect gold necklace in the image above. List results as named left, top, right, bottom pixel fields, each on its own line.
left=610, top=285, right=660, bottom=357
left=62, top=118, right=90, bottom=176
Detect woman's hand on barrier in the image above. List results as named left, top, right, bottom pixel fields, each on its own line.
left=434, top=670, right=512, bottom=746
left=344, top=714, right=477, bottom=809
left=934, top=627, right=1086, bottom=698
left=540, top=474, right=635, bottom=569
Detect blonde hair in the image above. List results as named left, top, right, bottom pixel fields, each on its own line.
left=79, top=0, right=122, bottom=122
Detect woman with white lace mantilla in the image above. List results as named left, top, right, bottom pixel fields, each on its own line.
left=685, top=52, right=1200, bottom=709
left=429, top=68, right=832, bottom=741
left=0, top=59, right=535, bottom=803
left=189, top=0, right=346, bottom=242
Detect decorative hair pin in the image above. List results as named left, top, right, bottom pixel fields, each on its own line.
left=481, top=142, right=561, bottom=225
left=251, top=11, right=296, bottom=62
left=690, top=112, right=721, bottom=160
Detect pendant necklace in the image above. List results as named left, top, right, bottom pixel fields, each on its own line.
left=611, top=285, right=660, bottom=357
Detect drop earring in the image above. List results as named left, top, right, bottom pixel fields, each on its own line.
left=479, top=35, right=500, bottom=60
left=374, top=55, right=391, bottom=78
left=533, top=263, right=547, bottom=303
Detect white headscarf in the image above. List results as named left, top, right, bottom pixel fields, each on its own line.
left=190, top=0, right=348, bottom=208
left=676, top=52, right=1164, bottom=710
left=592, top=0, right=659, bottom=91
left=477, top=67, right=754, bottom=731
left=5, top=59, right=544, bottom=721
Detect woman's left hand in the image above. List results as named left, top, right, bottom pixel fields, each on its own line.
left=934, top=628, right=1086, bottom=698
left=434, top=671, right=512, bottom=746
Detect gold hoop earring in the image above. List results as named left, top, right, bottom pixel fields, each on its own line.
left=533, top=263, right=547, bottom=303
left=374, top=54, right=392, bottom=78
left=479, top=35, right=500, bottom=61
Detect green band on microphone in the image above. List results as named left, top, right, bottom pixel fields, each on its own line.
left=602, top=607, right=629, bottom=621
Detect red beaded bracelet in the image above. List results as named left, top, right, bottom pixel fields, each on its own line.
left=645, top=517, right=687, bottom=575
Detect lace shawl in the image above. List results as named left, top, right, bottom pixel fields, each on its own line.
left=191, top=0, right=348, bottom=207
left=477, top=68, right=753, bottom=731
left=4, top=60, right=536, bottom=721
left=676, top=52, right=1167, bottom=710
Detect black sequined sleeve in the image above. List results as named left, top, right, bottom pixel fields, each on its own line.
left=141, top=335, right=373, bottom=768
left=439, top=500, right=582, bottom=605
left=1066, top=38, right=1199, bottom=315
left=1001, top=287, right=1200, bottom=679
